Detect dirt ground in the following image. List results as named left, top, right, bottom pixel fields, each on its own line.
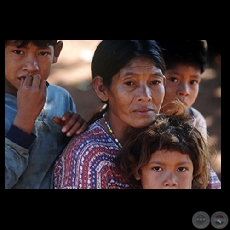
left=48, top=40, right=221, bottom=181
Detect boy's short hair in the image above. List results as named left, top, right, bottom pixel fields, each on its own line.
left=5, top=40, right=58, bottom=48
left=156, top=40, right=208, bottom=73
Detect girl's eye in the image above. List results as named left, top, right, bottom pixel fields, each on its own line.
left=153, top=166, right=162, bottom=171
left=177, top=167, right=187, bottom=172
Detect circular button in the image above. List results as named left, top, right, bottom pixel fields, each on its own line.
left=192, top=211, right=210, bottom=229
left=211, top=211, right=229, bottom=229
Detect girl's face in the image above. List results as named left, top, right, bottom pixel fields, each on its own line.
left=104, top=58, right=165, bottom=134
left=162, top=64, right=201, bottom=110
left=136, top=149, right=194, bottom=189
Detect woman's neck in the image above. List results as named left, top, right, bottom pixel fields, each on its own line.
left=102, top=113, right=127, bottom=148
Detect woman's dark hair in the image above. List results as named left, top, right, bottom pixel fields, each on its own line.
left=88, top=40, right=166, bottom=124
left=115, top=101, right=212, bottom=189
left=156, top=40, right=207, bottom=74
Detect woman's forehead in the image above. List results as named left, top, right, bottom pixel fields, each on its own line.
left=119, top=65, right=164, bottom=77
left=119, top=58, right=164, bottom=77
left=125, top=57, right=155, bottom=67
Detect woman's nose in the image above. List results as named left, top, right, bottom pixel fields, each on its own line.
left=137, top=86, right=152, bottom=102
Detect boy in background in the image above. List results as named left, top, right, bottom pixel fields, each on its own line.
left=156, top=40, right=221, bottom=189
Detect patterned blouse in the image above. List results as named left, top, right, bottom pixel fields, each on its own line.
left=54, top=119, right=131, bottom=189
left=54, top=118, right=221, bottom=189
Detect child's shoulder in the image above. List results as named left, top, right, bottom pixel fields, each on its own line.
left=189, top=107, right=207, bottom=138
left=47, top=84, right=71, bottom=96
left=188, top=107, right=204, bottom=118
left=47, top=83, right=68, bottom=91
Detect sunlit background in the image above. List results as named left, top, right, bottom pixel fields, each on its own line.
left=49, top=40, right=221, bottom=181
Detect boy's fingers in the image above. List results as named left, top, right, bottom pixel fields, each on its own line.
left=75, top=122, right=88, bottom=135
left=61, top=111, right=75, bottom=121
left=61, top=115, right=79, bottom=132
left=65, top=120, right=88, bottom=137
left=52, top=117, right=63, bottom=125
left=53, top=113, right=88, bottom=136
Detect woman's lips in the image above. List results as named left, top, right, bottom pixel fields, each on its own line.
left=133, top=108, right=154, bottom=115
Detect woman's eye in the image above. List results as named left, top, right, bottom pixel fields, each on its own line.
left=150, top=80, right=161, bottom=85
left=125, top=81, right=133, bottom=86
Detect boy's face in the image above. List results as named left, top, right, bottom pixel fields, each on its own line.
left=5, top=40, right=62, bottom=95
left=137, top=149, right=194, bottom=189
left=162, top=64, right=202, bottom=109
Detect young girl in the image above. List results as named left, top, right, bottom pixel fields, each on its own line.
left=115, top=103, right=213, bottom=189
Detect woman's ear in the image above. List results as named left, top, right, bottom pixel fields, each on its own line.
left=92, top=76, right=109, bottom=102
left=53, top=40, right=63, bottom=63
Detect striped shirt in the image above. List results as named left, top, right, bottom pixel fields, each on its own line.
left=54, top=119, right=130, bottom=189
left=54, top=117, right=221, bottom=189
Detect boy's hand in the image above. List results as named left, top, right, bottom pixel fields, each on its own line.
left=53, top=111, right=88, bottom=137
left=14, top=74, right=47, bottom=134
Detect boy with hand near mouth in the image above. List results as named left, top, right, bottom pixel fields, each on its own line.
left=5, top=40, right=88, bottom=189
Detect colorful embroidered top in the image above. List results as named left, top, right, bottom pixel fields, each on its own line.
left=206, top=167, right=221, bottom=189
left=54, top=119, right=131, bottom=189
left=54, top=117, right=221, bottom=189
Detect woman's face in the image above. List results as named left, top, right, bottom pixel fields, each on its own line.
left=107, top=58, right=165, bottom=131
